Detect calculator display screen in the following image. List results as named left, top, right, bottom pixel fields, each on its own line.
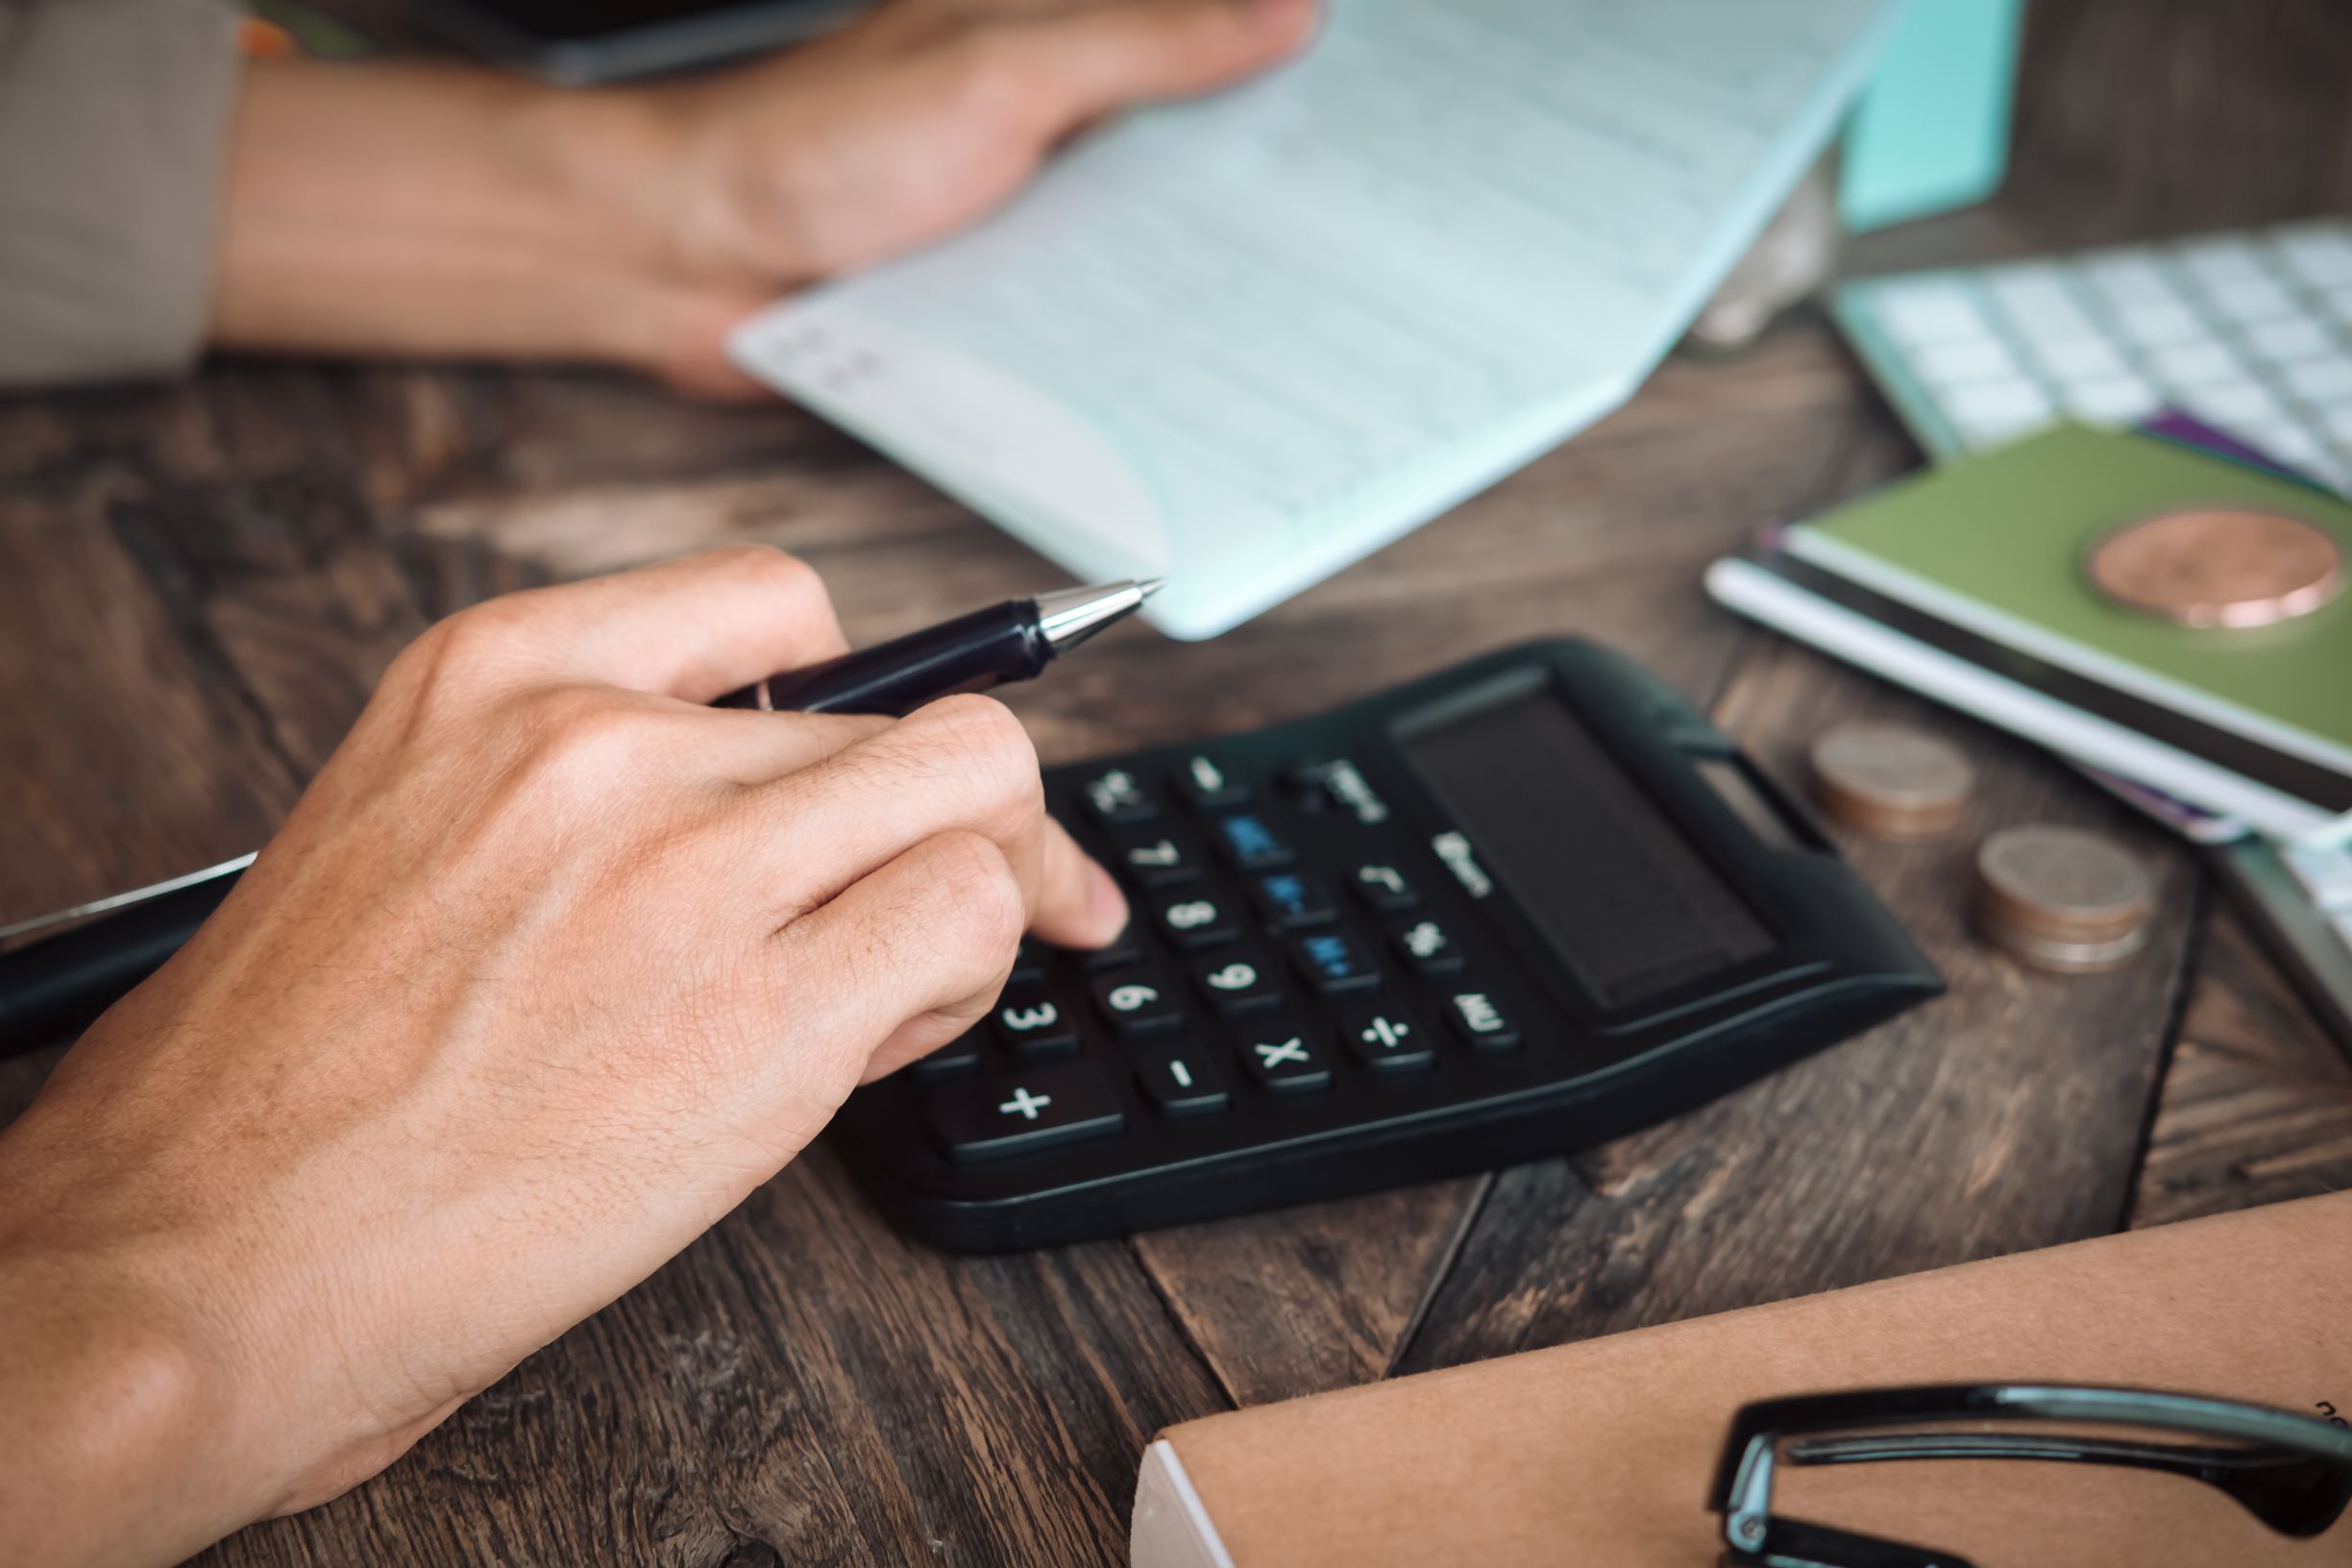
left=1400, top=689, right=1774, bottom=1006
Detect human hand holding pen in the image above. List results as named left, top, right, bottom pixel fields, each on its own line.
left=0, top=547, right=1129, bottom=1568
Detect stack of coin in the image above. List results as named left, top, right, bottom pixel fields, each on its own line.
left=1808, top=722, right=1975, bottom=839
left=1972, top=824, right=2156, bottom=973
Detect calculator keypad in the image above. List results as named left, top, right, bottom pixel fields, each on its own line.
left=910, top=747, right=1535, bottom=1166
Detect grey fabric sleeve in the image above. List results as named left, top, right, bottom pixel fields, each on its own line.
left=0, top=0, right=244, bottom=389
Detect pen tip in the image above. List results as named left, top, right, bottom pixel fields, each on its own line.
left=1138, top=577, right=1166, bottom=601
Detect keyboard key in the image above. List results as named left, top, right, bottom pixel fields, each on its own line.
left=1135, top=1045, right=1230, bottom=1116
left=2081, top=251, right=2180, bottom=310
left=1914, top=336, right=2022, bottom=385
left=1154, top=894, right=1239, bottom=949
left=1078, top=766, right=1157, bottom=825
left=2032, top=336, right=2130, bottom=382
left=2144, top=339, right=2244, bottom=390
left=2206, top=275, right=2298, bottom=324
left=2283, top=355, right=2352, bottom=402
left=1213, top=811, right=1293, bottom=870
left=2286, top=843, right=2352, bottom=910
left=1987, top=266, right=2097, bottom=342
left=992, top=986, right=1080, bottom=1058
left=2242, top=315, right=2336, bottom=363
left=1290, top=930, right=1379, bottom=993
left=2058, top=374, right=2160, bottom=426
left=1172, top=752, right=1248, bottom=809
left=1010, top=939, right=1046, bottom=984
left=2273, top=224, right=2352, bottom=289
left=929, top=1063, right=1124, bottom=1164
left=1080, top=923, right=1145, bottom=971
left=2315, top=401, right=2352, bottom=444
left=1236, top=1022, right=1334, bottom=1094
left=2113, top=302, right=2204, bottom=348
left=910, top=1036, right=981, bottom=1079
left=1342, top=1005, right=1433, bottom=1073
left=1253, top=870, right=1336, bottom=929
left=1939, top=378, right=2053, bottom=442
left=1191, top=951, right=1283, bottom=1015
left=1872, top=281, right=1986, bottom=345
left=1091, top=971, right=1182, bottom=1035
left=1107, top=827, right=1201, bottom=889
left=1350, top=861, right=1420, bottom=911
left=1390, top=917, right=1465, bottom=974
left=1444, top=989, right=1522, bottom=1051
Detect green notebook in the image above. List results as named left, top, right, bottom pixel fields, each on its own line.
left=1780, top=423, right=2352, bottom=766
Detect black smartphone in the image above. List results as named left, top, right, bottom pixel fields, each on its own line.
left=414, top=0, right=867, bottom=84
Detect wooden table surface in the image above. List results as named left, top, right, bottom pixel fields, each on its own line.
left=6, top=3, right=2352, bottom=1563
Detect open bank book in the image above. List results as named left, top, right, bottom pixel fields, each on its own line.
left=732, top=0, right=1901, bottom=639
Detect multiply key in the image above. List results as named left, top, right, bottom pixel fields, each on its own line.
left=1237, top=1021, right=1333, bottom=1094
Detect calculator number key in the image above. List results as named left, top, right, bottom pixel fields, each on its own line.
left=1351, top=862, right=1420, bottom=912
left=1237, top=1023, right=1334, bottom=1094
left=1190, top=952, right=1282, bottom=1015
left=1155, top=894, right=1239, bottom=948
left=1290, top=930, right=1379, bottom=993
left=1108, top=828, right=1200, bottom=890
left=1174, top=753, right=1248, bottom=809
left=1253, top=871, right=1335, bottom=930
left=1445, top=989, right=1522, bottom=1050
left=929, top=1063, right=1125, bottom=1164
left=1390, top=918, right=1464, bottom=974
left=1213, top=812, right=1293, bottom=870
left=992, top=990, right=1080, bottom=1058
left=1092, top=973, right=1183, bottom=1035
left=1136, top=1045, right=1230, bottom=1116
left=1079, top=767, right=1157, bottom=824
left=1342, top=1006, right=1432, bottom=1073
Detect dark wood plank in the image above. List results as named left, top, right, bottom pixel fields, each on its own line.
left=2131, top=905, right=2352, bottom=1230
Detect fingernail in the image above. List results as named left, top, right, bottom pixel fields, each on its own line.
left=1089, top=861, right=1130, bottom=937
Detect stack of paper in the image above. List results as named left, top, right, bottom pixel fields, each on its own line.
left=733, top=0, right=1901, bottom=638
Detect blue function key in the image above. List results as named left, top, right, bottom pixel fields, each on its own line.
left=1189, top=950, right=1282, bottom=1015
left=1236, top=1020, right=1334, bottom=1094
left=990, top=985, right=1080, bottom=1059
left=1389, top=917, right=1464, bottom=974
left=1091, top=971, right=1183, bottom=1035
left=1349, top=861, right=1419, bottom=912
left=1078, top=766, right=1157, bottom=825
left=929, top=1062, right=1125, bottom=1164
left=1289, top=930, right=1379, bottom=993
left=1153, top=893, right=1239, bottom=949
left=1444, top=988, right=1522, bottom=1051
left=1107, top=826, right=1200, bottom=890
left=1173, top=752, right=1248, bottom=810
left=1341, top=1005, right=1433, bottom=1073
left=1212, top=811, right=1293, bottom=870
left=1252, top=870, right=1335, bottom=930
left=1135, top=1044, right=1230, bottom=1116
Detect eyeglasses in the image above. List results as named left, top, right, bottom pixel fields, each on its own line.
left=1710, top=1384, right=2352, bottom=1568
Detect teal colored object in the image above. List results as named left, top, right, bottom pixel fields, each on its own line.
left=1840, top=0, right=2024, bottom=232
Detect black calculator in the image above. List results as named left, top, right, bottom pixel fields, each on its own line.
left=830, top=640, right=1942, bottom=1252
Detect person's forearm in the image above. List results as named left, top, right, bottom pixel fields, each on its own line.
left=209, top=61, right=744, bottom=384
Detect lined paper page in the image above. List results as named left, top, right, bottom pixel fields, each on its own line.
left=733, top=0, right=1898, bottom=637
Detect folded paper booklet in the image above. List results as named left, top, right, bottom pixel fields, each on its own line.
left=732, top=0, right=1901, bottom=639
left=1133, top=1193, right=2352, bottom=1566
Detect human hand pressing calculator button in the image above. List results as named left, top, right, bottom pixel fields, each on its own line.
left=832, top=640, right=1943, bottom=1252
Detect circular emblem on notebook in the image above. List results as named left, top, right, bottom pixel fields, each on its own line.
left=2084, top=507, right=2343, bottom=628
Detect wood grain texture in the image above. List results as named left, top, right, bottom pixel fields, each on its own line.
left=1, top=2, right=2349, bottom=1564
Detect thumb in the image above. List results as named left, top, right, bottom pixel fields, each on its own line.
left=996, top=0, right=1318, bottom=133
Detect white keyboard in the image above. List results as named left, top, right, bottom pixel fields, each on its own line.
left=1832, top=219, right=2352, bottom=483
left=1830, top=220, right=2352, bottom=1044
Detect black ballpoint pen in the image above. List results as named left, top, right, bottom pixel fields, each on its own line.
left=0, top=577, right=1164, bottom=1056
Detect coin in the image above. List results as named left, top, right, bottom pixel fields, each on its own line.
left=1808, top=722, right=1974, bottom=839
left=1972, top=824, right=2156, bottom=973
left=2084, top=507, right=2344, bottom=628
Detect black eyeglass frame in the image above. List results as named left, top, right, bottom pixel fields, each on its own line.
left=1710, top=1383, right=2352, bottom=1568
